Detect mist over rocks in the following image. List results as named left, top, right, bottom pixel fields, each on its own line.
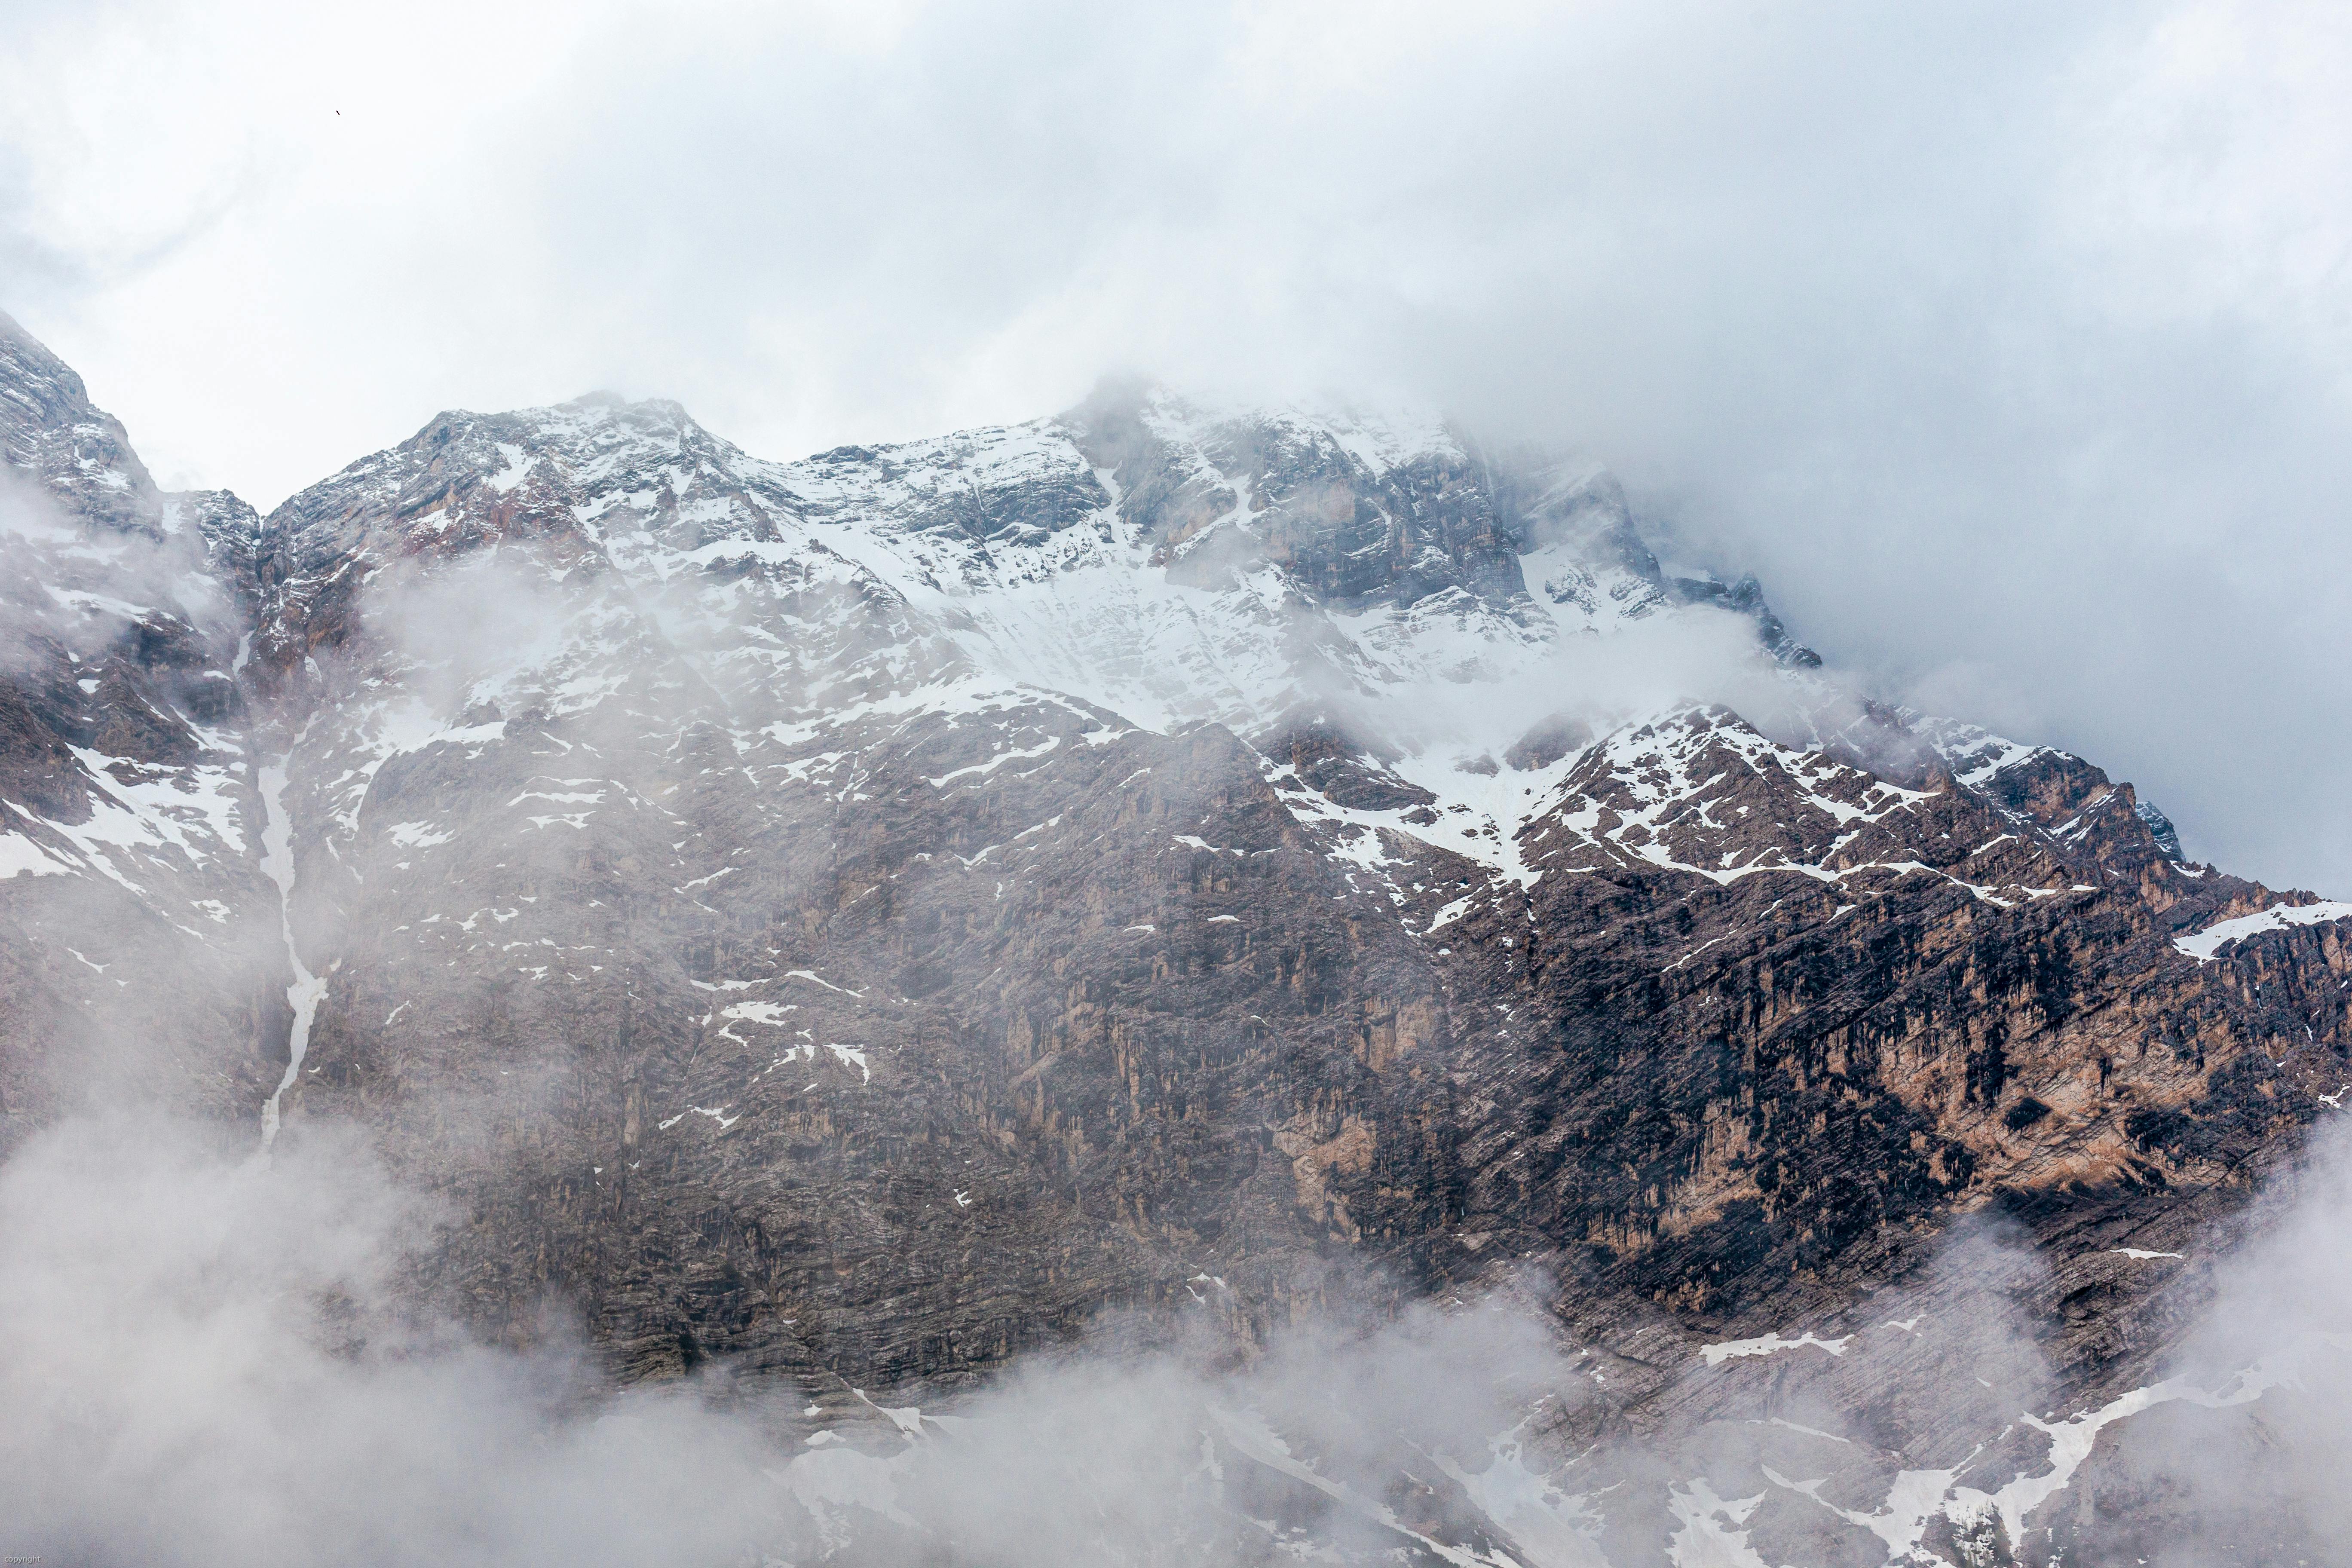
left=3, top=314, right=2352, bottom=1563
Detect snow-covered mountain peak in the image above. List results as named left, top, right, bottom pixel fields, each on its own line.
left=215, top=374, right=1900, bottom=925
left=1, top=312, right=165, bottom=537
left=242, top=375, right=1807, bottom=729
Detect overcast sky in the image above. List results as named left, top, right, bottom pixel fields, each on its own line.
left=3, top=0, right=2346, bottom=891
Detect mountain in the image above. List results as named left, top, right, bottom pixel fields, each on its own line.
left=4, top=308, right=2349, bottom=1565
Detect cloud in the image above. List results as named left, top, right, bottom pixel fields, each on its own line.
left=1, top=0, right=2346, bottom=887
left=0, top=1100, right=1611, bottom=1566
left=2011, top=1114, right=2352, bottom=1564
left=15, top=1091, right=2352, bottom=1565
left=0, top=1113, right=807, bottom=1568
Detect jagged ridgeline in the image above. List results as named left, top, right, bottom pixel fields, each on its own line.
left=4, top=308, right=2349, bottom=1564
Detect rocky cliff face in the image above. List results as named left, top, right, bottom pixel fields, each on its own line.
left=4, top=310, right=2347, bottom=1564
left=0, top=314, right=284, bottom=1139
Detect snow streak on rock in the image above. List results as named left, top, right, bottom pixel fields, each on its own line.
left=256, top=757, right=325, bottom=1149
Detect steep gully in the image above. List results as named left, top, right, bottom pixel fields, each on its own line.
left=256, top=750, right=323, bottom=1150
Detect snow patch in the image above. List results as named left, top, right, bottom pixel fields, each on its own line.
left=2175, top=900, right=2352, bottom=962
left=0, top=832, right=77, bottom=878
left=1700, top=1330, right=1851, bottom=1367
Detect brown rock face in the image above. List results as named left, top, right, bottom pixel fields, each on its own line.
left=4, top=317, right=2347, bottom=1561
